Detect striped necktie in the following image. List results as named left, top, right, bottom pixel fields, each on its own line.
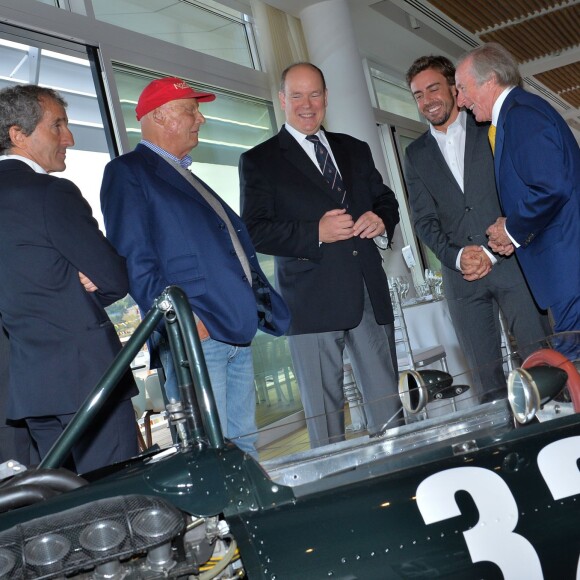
left=306, top=134, right=347, bottom=207
left=488, top=124, right=496, bottom=155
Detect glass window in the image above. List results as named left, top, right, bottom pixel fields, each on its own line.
left=0, top=38, right=108, bottom=229
left=370, top=67, right=423, bottom=123
left=113, top=65, right=274, bottom=212
left=395, top=133, right=442, bottom=275
left=93, top=0, right=257, bottom=69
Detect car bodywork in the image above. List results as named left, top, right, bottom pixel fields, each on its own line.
left=0, top=287, right=578, bottom=579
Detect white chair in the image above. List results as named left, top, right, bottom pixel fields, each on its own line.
left=390, top=285, right=452, bottom=416
left=131, top=376, right=147, bottom=420
left=343, top=361, right=367, bottom=432
left=390, top=286, right=448, bottom=373
left=499, top=310, right=517, bottom=374
left=141, top=372, right=167, bottom=448
left=131, top=376, right=148, bottom=452
left=252, top=335, right=294, bottom=406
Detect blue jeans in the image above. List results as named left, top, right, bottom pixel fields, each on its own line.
left=154, top=332, right=258, bottom=456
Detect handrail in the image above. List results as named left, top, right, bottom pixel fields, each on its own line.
left=39, top=286, right=224, bottom=469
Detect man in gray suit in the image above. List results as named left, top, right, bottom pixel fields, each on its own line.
left=404, top=56, right=549, bottom=403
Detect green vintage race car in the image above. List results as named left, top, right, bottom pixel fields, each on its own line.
left=0, top=287, right=578, bottom=579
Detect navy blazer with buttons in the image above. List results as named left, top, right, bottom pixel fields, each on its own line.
left=0, top=160, right=136, bottom=420
left=239, top=126, right=399, bottom=336
left=100, top=144, right=290, bottom=345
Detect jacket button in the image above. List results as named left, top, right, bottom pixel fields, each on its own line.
left=467, top=236, right=473, bottom=241
left=465, top=207, right=472, bottom=212
left=352, top=250, right=358, bottom=256
left=219, top=223, right=225, bottom=230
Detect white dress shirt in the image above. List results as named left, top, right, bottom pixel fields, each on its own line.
left=430, top=110, right=466, bottom=192
left=0, top=154, right=46, bottom=174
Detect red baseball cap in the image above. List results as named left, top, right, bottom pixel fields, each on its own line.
left=135, top=77, right=216, bottom=120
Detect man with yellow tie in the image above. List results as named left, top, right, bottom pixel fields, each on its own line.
left=404, top=55, right=548, bottom=403
left=456, top=43, right=580, bottom=359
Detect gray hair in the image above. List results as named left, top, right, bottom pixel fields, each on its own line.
left=457, top=42, right=522, bottom=88
left=0, top=85, right=67, bottom=153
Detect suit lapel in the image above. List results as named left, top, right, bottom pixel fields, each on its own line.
left=326, top=132, right=354, bottom=206
left=493, top=90, right=517, bottom=192
left=137, top=144, right=216, bottom=213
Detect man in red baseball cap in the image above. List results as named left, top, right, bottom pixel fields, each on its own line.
left=100, top=77, right=290, bottom=458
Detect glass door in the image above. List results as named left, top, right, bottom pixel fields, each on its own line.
left=378, top=122, right=442, bottom=283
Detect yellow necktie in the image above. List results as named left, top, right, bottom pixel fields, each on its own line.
left=488, top=124, right=496, bottom=155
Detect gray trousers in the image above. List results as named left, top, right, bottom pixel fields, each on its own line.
left=447, top=277, right=550, bottom=403
left=288, top=288, right=400, bottom=448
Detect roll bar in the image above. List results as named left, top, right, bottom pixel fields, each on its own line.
left=39, top=286, right=224, bottom=469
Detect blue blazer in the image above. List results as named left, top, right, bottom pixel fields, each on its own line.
left=495, top=87, right=580, bottom=309
left=0, top=161, right=136, bottom=420
left=100, top=144, right=290, bottom=345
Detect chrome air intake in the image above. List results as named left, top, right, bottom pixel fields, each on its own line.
left=0, top=495, right=183, bottom=579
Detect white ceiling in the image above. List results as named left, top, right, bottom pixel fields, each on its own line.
left=254, top=0, right=580, bottom=141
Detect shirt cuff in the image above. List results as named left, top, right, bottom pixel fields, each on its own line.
left=504, top=222, right=520, bottom=248
left=456, top=248, right=463, bottom=271
left=481, top=245, right=497, bottom=264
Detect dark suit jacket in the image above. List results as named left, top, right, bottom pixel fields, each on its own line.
left=0, top=160, right=136, bottom=420
left=100, top=144, right=290, bottom=345
left=495, top=87, right=580, bottom=309
left=404, top=112, right=530, bottom=299
left=239, top=126, right=399, bottom=335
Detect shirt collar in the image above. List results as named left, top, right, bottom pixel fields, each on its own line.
left=429, top=109, right=466, bottom=139
left=140, top=140, right=192, bottom=168
left=492, top=86, right=515, bottom=126
left=285, top=122, right=320, bottom=142
left=284, top=123, right=333, bottom=151
left=0, top=154, right=47, bottom=174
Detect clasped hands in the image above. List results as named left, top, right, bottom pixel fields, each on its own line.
left=486, top=217, right=515, bottom=256
left=462, top=216, right=515, bottom=281
left=319, top=208, right=384, bottom=243
left=461, top=245, right=493, bottom=281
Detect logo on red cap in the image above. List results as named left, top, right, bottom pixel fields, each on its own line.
left=135, top=77, right=216, bottom=121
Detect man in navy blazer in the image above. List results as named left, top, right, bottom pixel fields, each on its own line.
left=0, top=85, right=137, bottom=472
left=101, top=78, right=290, bottom=456
left=456, top=43, right=580, bottom=359
left=240, top=63, right=401, bottom=448
left=405, top=56, right=548, bottom=403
